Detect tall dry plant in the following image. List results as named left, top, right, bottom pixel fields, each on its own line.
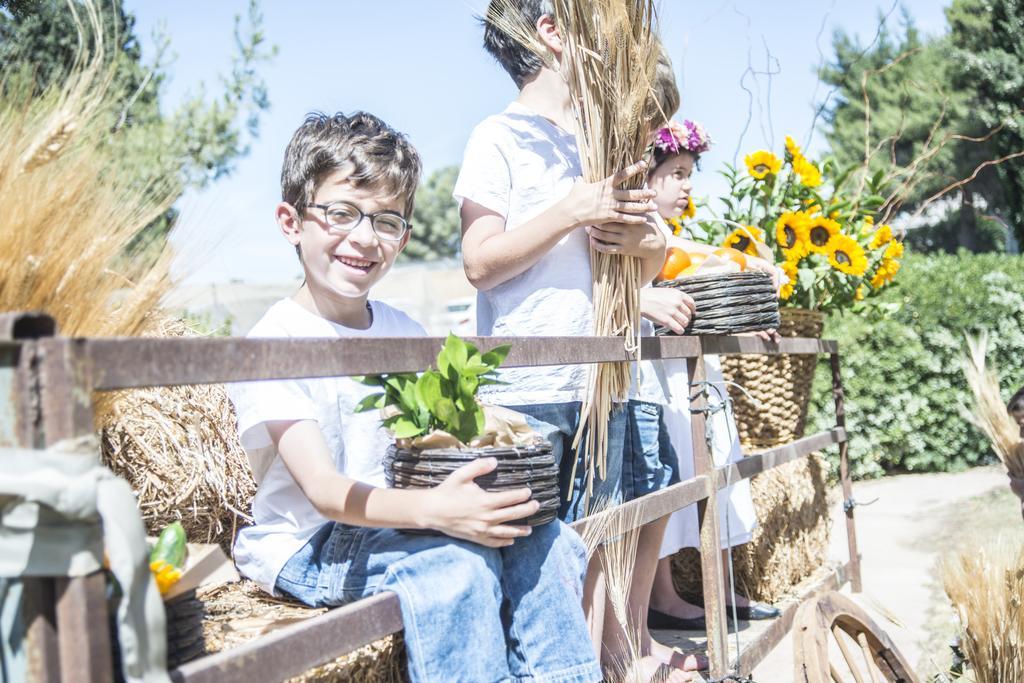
left=961, top=333, right=1024, bottom=477
left=487, top=0, right=664, bottom=502
left=0, top=0, right=178, bottom=338
left=942, top=541, right=1024, bottom=683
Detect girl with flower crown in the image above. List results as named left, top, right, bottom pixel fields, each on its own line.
left=636, top=120, right=783, bottom=632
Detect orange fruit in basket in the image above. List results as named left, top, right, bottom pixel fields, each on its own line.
left=713, top=247, right=747, bottom=271
left=657, top=247, right=692, bottom=280
left=679, top=253, right=708, bottom=276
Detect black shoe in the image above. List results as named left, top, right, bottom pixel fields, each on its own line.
left=647, top=607, right=707, bottom=631
left=724, top=602, right=781, bottom=621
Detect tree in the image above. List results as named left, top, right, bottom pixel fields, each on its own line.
left=402, top=165, right=462, bottom=262
left=948, top=0, right=1024, bottom=245
left=819, top=14, right=1006, bottom=251
left=0, top=0, right=275, bottom=249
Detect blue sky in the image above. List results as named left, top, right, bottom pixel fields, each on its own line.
left=126, top=1, right=950, bottom=285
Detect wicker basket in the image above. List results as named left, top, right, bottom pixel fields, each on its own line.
left=654, top=271, right=780, bottom=336
left=719, top=307, right=825, bottom=450
left=386, top=443, right=559, bottom=527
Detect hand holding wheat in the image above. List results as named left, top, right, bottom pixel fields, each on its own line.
left=562, top=159, right=655, bottom=228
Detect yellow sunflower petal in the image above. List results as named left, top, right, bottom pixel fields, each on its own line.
left=827, top=234, right=868, bottom=276
left=869, top=224, right=894, bottom=250
left=775, top=212, right=810, bottom=251
left=806, top=216, right=841, bottom=254
left=744, top=150, right=782, bottom=180
left=884, top=240, right=904, bottom=260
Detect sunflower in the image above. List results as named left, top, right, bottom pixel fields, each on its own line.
left=723, top=225, right=765, bottom=256
left=683, top=195, right=696, bottom=219
left=781, top=259, right=799, bottom=284
left=869, top=224, right=893, bottom=250
left=780, top=281, right=795, bottom=300
left=855, top=285, right=866, bottom=301
left=870, top=258, right=901, bottom=289
left=785, top=135, right=802, bottom=160
left=666, top=216, right=685, bottom=237
left=806, top=216, right=841, bottom=254
left=745, top=150, right=782, bottom=180
left=884, top=240, right=904, bottom=260
left=793, top=156, right=823, bottom=188
left=775, top=212, right=810, bottom=251
left=827, top=234, right=868, bottom=276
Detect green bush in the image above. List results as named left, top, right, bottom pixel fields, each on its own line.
left=809, top=252, right=1024, bottom=479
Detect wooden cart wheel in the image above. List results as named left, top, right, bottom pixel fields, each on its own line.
left=793, top=592, right=919, bottom=683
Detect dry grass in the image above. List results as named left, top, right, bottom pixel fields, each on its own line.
left=487, top=0, right=664, bottom=503
left=942, top=540, right=1024, bottom=683
left=962, top=333, right=1024, bottom=477
left=0, top=1, right=178, bottom=339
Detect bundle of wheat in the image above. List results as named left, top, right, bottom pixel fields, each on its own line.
left=942, top=541, right=1024, bottom=683
left=962, top=333, right=1024, bottom=477
left=486, top=0, right=665, bottom=502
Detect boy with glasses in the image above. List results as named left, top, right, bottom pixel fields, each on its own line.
left=229, top=111, right=601, bottom=683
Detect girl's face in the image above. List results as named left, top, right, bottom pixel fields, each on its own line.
left=648, top=152, right=696, bottom=219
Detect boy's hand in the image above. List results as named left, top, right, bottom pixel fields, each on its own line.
left=421, top=457, right=539, bottom=548
left=640, top=287, right=696, bottom=335
left=587, top=215, right=666, bottom=259
left=562, top=160, right=656, bottom=228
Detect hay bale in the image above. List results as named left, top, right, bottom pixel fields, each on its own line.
left=99, top=319, right=255, bottom=550
left=670, top=454, right=831, bottom=604
left=166, top=581, right=407, bottom=682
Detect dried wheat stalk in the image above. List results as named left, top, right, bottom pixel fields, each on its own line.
left=961, top=333, right=1024, bottom=477
left=942, top=541, right=1024, bottom=683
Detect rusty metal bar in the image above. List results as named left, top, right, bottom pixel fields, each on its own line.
left=831, top=353, right=862, bottom=592
left=168, top=591, right=403, bottom=683
left=688, top=350, right=730, bottom=679
left=715, top=428, right=847, bottom=488
left=733, top=561, right=851, bottom=674
left=53, top=334, right=835, bottom=392
left=699, top=335, right=838, bottom=356
left=54, top=574, right=113, bottom=683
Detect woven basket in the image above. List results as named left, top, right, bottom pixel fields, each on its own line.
left=719, top=307, right=825, bottom=450
left=654, top=271, right=780, bottom=336
left=386, top=443, right=559, bottom=527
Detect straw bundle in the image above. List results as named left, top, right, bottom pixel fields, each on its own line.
left=166, top=581, right=405, bottom=682
left=942, top=541, right=1024, bottom=683
left=962, top=333, right=1024, bottom=477
left=0, top=1, right=178, bottom=340
left=488, top=0, right=665, bottom=501
left=100, top=318, right=255, bottom=549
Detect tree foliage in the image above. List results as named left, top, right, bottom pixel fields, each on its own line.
left=403, top=165, right=462, bottom=262
left=820, top=6, right=1023, bottom=248
left=0, top=0, right=275, bottom=248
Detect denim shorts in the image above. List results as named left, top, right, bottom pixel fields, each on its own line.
left=622, top=399, right=680, bottom=501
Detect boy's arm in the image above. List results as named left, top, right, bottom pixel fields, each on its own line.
left=266, top=419, right=538, bottom=548
left=461, top=160, right=655, bottom=291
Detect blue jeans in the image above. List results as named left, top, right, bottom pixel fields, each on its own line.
left=622, top=399, right=681, bottom=500
left=276, top=520, right=601, bottom=683
left=505, top=402, right=627, bottom=521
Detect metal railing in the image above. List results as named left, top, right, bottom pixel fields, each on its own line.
left=0, top=311, right=861, bottom=683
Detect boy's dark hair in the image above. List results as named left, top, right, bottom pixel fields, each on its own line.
left=1009, top=386, right=1024, bottom=414
left=281, top=112, right=422, bottom=217
left=483, top=0, right=554, bottom=87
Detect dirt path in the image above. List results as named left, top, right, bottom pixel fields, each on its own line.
left=750, top=465, right=1011, bottom=681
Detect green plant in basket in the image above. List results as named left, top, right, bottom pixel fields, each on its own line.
left=354, top=334, right=510, bottom=445
left=694, top=135, right=905, bottom=315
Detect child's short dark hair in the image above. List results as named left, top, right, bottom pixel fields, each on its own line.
left=281, top=112, right=421, bottom=216
left=483, top=0, right=554, bottom=87
left=1009, top=386, right=1024, bottom=415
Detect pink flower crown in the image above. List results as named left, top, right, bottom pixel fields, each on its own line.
left=653, top=119, right=713, bottom=156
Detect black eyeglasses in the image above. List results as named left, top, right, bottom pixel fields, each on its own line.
left=305, top=201, right=411, bottom=241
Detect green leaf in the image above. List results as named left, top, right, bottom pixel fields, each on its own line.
left=480, top=344, right=511, bottom=368
left=383, top=415, right=425, bottom=439
left=433, top=398, right=458, bottom=430
left=798, top=267, right=818, bottom=290
left=414, top=371, right=443, bottom=413
left=352, top=375, right=383, bottom=386
left=444, top=333, right=469, bottom=371
left=354, top=392, right=385, bottom=413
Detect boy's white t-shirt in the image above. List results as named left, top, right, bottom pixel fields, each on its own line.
left=453, top=101, right=592, bottom=405
left=228, top=297, right=426, bottom=594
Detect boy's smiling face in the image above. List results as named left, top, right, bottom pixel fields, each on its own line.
left=279, top=169, right=409, bottom=302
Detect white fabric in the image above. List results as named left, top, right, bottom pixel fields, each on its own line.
left=659, top=355, right=757, bottom=556
left=453, top=101, right=592, bottom=405
left=228, top=298, right=426, bottom=593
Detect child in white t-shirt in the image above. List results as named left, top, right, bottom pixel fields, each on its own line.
left=457, top=3, right=704, bottom=681
left=230, top=111, right=601, bottom=683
